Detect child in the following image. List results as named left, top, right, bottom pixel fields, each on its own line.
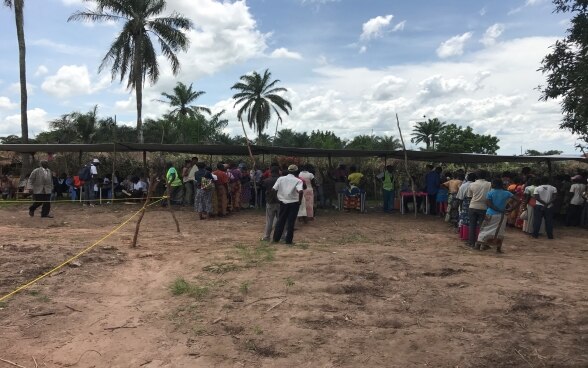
left=436, top=186, right=449, bottom=217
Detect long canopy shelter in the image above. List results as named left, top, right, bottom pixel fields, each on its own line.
left=0, top=143, right=586, bottom=164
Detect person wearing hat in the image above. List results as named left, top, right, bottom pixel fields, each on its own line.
left=271, top=164, right=304, bottom=245
left=28, top=160, right=54, bottom=218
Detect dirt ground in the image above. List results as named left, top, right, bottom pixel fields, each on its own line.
left=0, top=202, right=587, bottom=368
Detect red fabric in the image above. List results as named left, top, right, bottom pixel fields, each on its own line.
left=213, top=170, right=229, bottom=185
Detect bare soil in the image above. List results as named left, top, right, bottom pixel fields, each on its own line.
left=0, top=203, right=587, bottom=367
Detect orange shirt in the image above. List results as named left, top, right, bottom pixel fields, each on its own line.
left=213, top=170, right=229, bottom=185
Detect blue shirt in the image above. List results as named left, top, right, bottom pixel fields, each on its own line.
left=486, top=189, right=513, bottom=216
left=425, top=171, right=440, bottom=195
left=436, top=188, right=448, bottom=202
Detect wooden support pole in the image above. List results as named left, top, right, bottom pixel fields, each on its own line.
left=396, top=114, right=418, bottom=217
left=131, top=174, right=156, bottom=248
left=166, top=183, right=181, bottom=233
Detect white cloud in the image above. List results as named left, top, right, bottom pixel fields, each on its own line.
left=270, top=48, right=303, bottom=60
left=479, top=7, right=487, bottom=16
left=508, top=0, right=545, bottom=15
left=34, top=65, right=49, bottom=77
left=41, top=65, right=107, bottom=98
left=480, top=23, right=505, bottom=47
left=7, top=82, right=35, bottom=96
left=61, top=0, right=84, bottom=5
left=372, top=76, right=408, bottom=100
left=360, top=15, right=394, bottom=41
left=138, top=0, right=268, bottom=93
left=0, top=97, right=17, bottom=110
left=273, top=36, right=577, bottom=153
left=392, top=21, right=406, bottom=32
left=417, top=75, right=478, bottom=99
left=0, top=108, right=49, bottom=137
left=359, top=46, right=367, bottom=54
left=436, top=32, right=473, bottom=58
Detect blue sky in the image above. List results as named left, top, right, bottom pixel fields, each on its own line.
left=0, top=0, right=581, bottom=154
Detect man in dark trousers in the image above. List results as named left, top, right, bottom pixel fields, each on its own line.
left=271, top=165, right=304, bottom=245
left=28, top=161, right=54, bottom=218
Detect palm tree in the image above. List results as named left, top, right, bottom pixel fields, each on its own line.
left=68, top=0, right=193, bottom=143
left=411, top=118, right=446, bottom=150
left=4, top=0, right=29, bottom=170
left=231, top=69, right=291, bottom=208
left=159, top=82, right=211, bottom=119
left=158, top=82, right=211, bottom=142
left=231, top=69, right=292, bottom=142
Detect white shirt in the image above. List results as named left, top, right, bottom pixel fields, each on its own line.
left=569, top=183, right=586, bottom=206
left=90, top=164, right=98, bottom=176
left=273, top=174, right=303, bottom=204
left=134, top=181, right=147, bottom=191
left=466, top=179, right=491, bottom=210
left=534, top=185, right=557, bottom=207
left=456, top=181, right=471, bottom=200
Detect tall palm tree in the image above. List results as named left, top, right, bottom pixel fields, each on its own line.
left=411, top=118, right=446, bottom=150
left=68, top=0, right=193, bottom=143
left=231, top=69, right=292, bottom=142
left=4, top=0, right=29, bottom=170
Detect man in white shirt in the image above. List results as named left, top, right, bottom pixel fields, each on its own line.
left=28, top=161, right=54, bottom=218
left=465, top=170, right=491, bottom=248
left=271, top=165, right=304, bottom=245
left=533, top=177, right=557, bottom=239
left=566, top=175, right=587, bottom=226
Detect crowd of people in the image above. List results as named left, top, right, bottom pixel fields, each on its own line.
left=2, top=157, right=587, bottom=249
left=413, top=165, right=588, bottom=252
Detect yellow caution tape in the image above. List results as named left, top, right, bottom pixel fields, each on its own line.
left=0, top=198, right=165, bottom=303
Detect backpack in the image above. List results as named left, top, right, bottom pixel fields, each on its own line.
left=78, top=165, right=92, bottom=182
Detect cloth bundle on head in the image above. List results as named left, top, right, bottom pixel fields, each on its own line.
left=288, top=164, right=298, bottom=172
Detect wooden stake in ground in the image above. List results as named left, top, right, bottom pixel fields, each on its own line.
left=239, top=118, right=259, bottom=208
left=131, top=175, right=157, bottom=248
left=165, top=178, right=181, bottom=233
left=396, top=113, right=418, bottom=218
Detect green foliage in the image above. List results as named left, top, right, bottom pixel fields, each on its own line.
left=234, top=244, right=275, bottom=267
left=411, top=118, right=446, bottom=150
left=436, top=124, right=500, bottom=154
left=525, top=149, right=564, bottom=156
left=346, top=135, right=401, bottom=150
left=539, top=0, right=588, bottom=144
left=170, top=277, right=209, bottom=299
left=309, top=130, right=345, bottom=149
left=159, top=82, right=211, bottom=120
left=68, top=0, right=193, bottom=142
left=273, top=129, right=309, bottom=147
left=231, top=69, right=292, bottom=138
left=239, top=281, right=250, bottom=295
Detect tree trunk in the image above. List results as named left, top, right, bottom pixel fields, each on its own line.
left=134, top=36, right=144, bottom=144
left=240, top=119, right=258, bottom=208
left=14, top=0, right=30, bottom=173
left=396, top=114, right=418, bottom=218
